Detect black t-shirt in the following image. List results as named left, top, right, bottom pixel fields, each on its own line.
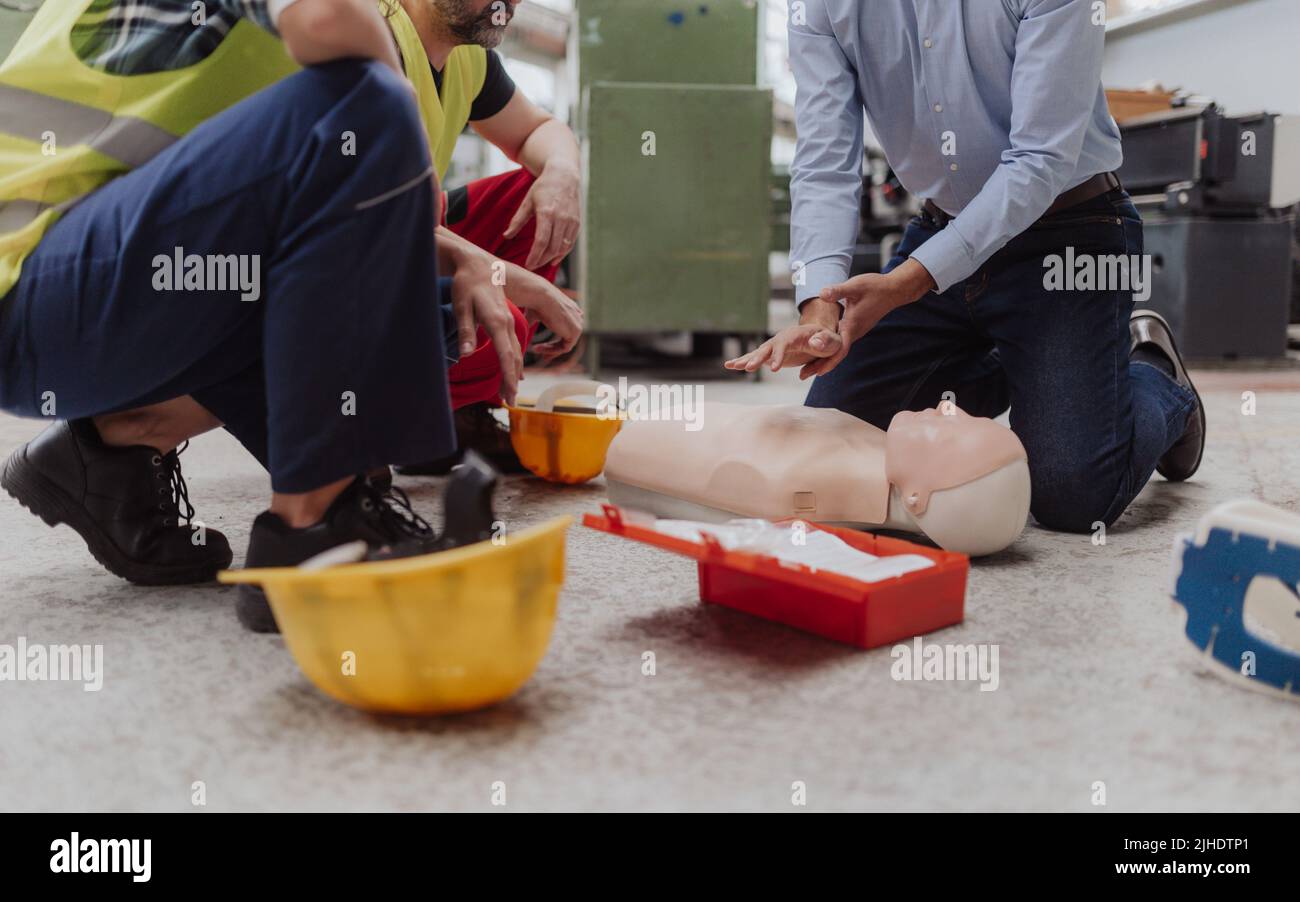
left=431, top=50, right=517, bottom=122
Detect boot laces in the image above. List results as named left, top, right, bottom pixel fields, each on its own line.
left=361, top=481, right=433, bottom=542
left=154, top=442, right=195, bottom=527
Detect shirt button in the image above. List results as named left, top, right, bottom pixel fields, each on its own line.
left=923, top=38, right=934, bottom=48
left=934, top=103, right=944, bottom=113
left=950, top=163, right=959, bottom=171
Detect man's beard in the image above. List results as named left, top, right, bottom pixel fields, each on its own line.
left=433, top=0, right=513, bottom=49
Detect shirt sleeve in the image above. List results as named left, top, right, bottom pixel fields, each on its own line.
left=787, top=0, right=865, bottom=309
left=469, top=51, right=518, bottom=121
left=210, top=0, right=303, bottom=35
left=909, top=0, right=1108, bottom=293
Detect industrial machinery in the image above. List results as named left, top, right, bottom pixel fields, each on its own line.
left=1117, top=105, right=1300, bottom=359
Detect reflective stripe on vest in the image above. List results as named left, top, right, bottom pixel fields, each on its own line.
left=0, top=1, right=484, bottom=300
left=0, top=83, right=178, bottom=169
left=0, top=200, right=47, bottom=233
left=0, top=197, right=80, bottom=233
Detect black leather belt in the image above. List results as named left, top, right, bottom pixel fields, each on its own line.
left=922, top=172, right=1122, bottom=228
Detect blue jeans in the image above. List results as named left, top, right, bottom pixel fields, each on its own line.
left=806, top=190, right=1197, bottom=532
left=0, top=60, right=457, bottom=493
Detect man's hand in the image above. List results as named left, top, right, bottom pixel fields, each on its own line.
left=798, top=259, right=935, bottom=378
left=723, top=322, right=842, bottom=376
left=724, top=297, right=842, bottom=375
left=503, top=161, right=581, bottom=271
left=447, top=248, right=523, bottom=406
left=725, top=259, right=936, bottom=380
left=504, top=264, right=585, bottom=360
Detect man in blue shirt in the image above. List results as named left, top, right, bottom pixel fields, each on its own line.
left=727, top=0, right=1204, bottom=534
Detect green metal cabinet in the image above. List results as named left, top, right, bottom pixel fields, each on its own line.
left=575, top=1, right=772, bottom=354
left=580, top=82, right=772, bottom=334
left=575, top=0, right=760, bottom=95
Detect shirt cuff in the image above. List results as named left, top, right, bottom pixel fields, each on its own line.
left=907, top=227, right=978, bottom=295
left=794, top=259, right=851, bottom=310
left=268, top=0, right=304, bottom=27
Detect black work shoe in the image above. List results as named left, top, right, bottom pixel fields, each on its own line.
left=395, top=402, right=528, bottom=477
left=236, top=478, right=436, bottom=633
left=1131, top=310, right=1206, bottom=482
left=1, top=419, right=232, bottom=585
left=367, top=466, right=394, bottom=493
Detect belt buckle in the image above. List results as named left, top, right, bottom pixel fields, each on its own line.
left=922, top=201, right=948, bottom=228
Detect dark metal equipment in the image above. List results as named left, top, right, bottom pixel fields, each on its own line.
left=1118, top=105, right=1300, bottom=360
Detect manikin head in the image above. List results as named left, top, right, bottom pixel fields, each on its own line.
left=885, top=405, right=1031, bottom=556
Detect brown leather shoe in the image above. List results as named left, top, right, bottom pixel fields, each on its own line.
left=1130, top=311, right=1206, bottom=482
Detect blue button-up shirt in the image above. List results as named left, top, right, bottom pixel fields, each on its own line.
left=789, top=0, right=1124, bottom=299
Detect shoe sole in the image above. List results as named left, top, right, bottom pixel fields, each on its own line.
left=235, top=585, right=280, bottom=633
left=1132, top=312, right=1207, bottom=482
left=1, top=445, right=231, bottom=586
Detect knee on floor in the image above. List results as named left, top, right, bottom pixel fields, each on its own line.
left=1028, top=475, right=1118, bottom=535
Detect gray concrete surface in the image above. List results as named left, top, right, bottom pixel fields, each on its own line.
left=1, top=365, right=1299, bottom=812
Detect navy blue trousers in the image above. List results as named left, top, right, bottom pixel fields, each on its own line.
left=0, top=60, right=456, bottom=493
left=806, top=191, right=1197, bottom=533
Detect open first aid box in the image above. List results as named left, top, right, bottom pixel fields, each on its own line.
left=583, top=505, right=969, bottom=649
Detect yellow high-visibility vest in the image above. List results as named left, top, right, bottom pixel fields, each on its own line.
left=0, top=0, right=485, bottom=299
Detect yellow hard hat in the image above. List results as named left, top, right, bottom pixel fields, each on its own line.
left=220, top=455, right=570, bottom=715
left=507, top=380, right=623, bottom=485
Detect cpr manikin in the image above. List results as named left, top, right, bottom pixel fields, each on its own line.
left=604, top=403, right=1031, bottom=557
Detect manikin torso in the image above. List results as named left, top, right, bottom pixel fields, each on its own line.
left=604, top=403, right=1032, bottom=557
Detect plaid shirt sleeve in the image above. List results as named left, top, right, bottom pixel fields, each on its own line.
left=70, top=0, right=293, bottom=76
left=219, top=1, right=282, bottom=32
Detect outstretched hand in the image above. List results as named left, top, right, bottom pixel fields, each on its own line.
left=726, top=260, right=937, bottom=380
left=724, top=322, right=843, bottom=378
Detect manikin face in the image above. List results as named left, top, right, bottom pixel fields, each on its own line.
left=432, top=0, right=519, bottom=49
left=888, top=404, right=991, bottom=464
left=886, top=404, right=1028, bottom=516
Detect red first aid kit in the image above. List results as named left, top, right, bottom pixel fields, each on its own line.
left=584, top=504, right=969, bottom=649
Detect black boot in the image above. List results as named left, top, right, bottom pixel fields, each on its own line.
left=366, top=466, right=394, bottom=493
left=2, top=419, right=232, bottom=585
left=236, top=478, right=436, bottom=633
left=395, top=402, right=528, bottom=476
left=237, top=452, right=503, bottom=633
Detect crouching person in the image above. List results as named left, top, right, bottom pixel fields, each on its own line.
left=0, top=0, right=532, bottom=631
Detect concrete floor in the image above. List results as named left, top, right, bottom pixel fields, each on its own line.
left=2, top=362, right=1300, bottom=812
